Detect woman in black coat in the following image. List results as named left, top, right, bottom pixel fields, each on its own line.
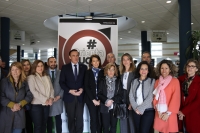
left=98, top=63, right=123, bottom=133
left=84, top=54, right=102, bottom=133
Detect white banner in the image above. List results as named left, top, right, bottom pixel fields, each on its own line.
left=58, top=18, right=118, bottom=133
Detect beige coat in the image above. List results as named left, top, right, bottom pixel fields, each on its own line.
left=27, top=74, right=54, bottom=105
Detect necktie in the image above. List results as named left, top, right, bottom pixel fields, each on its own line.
left=74, top=65, right=77, bottom=80
left=51, top=71, right=54, bottom=83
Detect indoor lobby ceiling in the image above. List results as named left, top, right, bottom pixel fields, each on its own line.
left=0, top=0, right=200, bottom=50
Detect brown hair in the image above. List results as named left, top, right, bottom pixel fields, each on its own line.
left=155, top=59, right=177, bottom=77
left=31, top=60, right=47, bottom=76
left=183, top=58, right=200, bottom=75
left=104, top=63, right=118, bottom=76
left=88, top=54, right=102, bottom=69
left=21, top=59, right=32, bottom=76
left=7, top=62, right=26, bottom=88
left=119, top=53, right=136, bottom=75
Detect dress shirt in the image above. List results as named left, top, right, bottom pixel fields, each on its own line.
left=71, top=62, right=79, bottom=75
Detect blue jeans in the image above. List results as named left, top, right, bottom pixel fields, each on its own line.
left=12, top=129, right=22, bottom=133
left=30, top=104, right=50, bottom=133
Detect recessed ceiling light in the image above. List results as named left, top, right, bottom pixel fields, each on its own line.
left=11, top=47, right=13, bottom=48
left=166, top=1, right=171, bottom=3
left=88, top=0, right=92, bottom=1
left=128, top=31, right=131, bottom=33
left=120, top=38, right=123, bottom=39
left=191, top=23, right=194, bottom=25
left=167, top=33, right=169, bottom=34
left=37, top=41, right=40, bottom=42
left=141, top=21, right=145, bottom=23
left=22, top=44, right=25, bottom=45
left=6, top=0, right=9, bottom=1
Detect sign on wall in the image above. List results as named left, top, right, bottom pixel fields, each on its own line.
left=10, top=30, right=25, bottom=41
left=58, top=18, right=118, bottom=133
left=151, top=31, right=167, bottom=42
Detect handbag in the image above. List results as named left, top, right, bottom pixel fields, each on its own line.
left=113, top=103, right=128, bottom=119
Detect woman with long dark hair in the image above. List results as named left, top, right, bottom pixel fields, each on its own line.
left=84, top=54, right=102, bottom=133
left=27, top=60, right=54, bottom=133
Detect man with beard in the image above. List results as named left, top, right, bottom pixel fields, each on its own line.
left=46, top=57, right=64, bottom=133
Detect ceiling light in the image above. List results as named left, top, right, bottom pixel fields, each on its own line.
left=120, top=38, right=123, bottom=39
left=88, top=0, right=92, bottom=1
left=11, top=47, right=13, bottom=48
left=85, top=16, right=93, bottom=20
left=167, top=33, right=169, bottom=34
left=37, top=41, right=40, bottom=42
left=141, top=21, right=145, bottom=23
left=128, top=31, right=131, bottom=33
left=22, top=44, right=25, bottom=45
left=166, top=1, right=171, bottom=3
left=191, top=23, right=194, bottom=25
left=6, top=0, right=9, bottom=1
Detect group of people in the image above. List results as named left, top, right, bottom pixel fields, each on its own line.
left=0, top=49, right=200, bottom=133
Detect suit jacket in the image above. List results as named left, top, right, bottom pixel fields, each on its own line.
left=47, top=69, right=64, bottom=116
left=84, top=69, right=98, bottom=103
left=27, top=75, right=54, bottom=105
left=120, top=71, right=135, bottom=104
left=59, top=63, right=87, bottom=103
left=178, top=74, right=200, bottom=133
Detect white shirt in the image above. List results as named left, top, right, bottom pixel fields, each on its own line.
left=136, top=80, right=143, bottom=105
left=123, top=72, right=129, bottom=90
left=71, top=62, right=79, bottom=75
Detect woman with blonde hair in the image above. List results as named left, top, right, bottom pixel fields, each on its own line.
left=98, top=63, right=123, bottom=133
left=178, top=59, right=200, bottom=133
left=27, top=60, right=54, bottom=133
left=119, top=53, right=136, bottom=133
left=0, top=62, right=33, bottom=133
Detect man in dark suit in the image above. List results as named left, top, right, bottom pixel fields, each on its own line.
left=47, top=57, right=63, bottom=133
left=59, top=49, right=87, bottom=133
left=0, top=57, right=8, bottom=81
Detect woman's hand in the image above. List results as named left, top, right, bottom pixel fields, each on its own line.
left=48, top=98, right=54, bottom=106
left=105, top=100, right=113, bottom=107
left=135, top=109, right=141, bottom=115
left=161, top=113, right=169, bottom=121
left=128, top=104, right=132, bottom=110
left=92, top=99, right=100, bottom=106
left=178, top=111, right=185, bottom=120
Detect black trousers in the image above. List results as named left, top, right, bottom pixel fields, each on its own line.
left=30, top=105, right=49, bottom=133
left=86, top=101, right=102, bottom=133
left=64, top=97, right=84, bottom=133
left=133, top=109, right=155, bottom=133
left=101, top=109, right=118, bottom=133
left=47, top=114, right=62, bottom=133
left=22, top=110, right=33, bottom=133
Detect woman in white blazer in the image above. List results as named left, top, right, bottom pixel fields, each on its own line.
left=27, top=60, right=54, bottom=133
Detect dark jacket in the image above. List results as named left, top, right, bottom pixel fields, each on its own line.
left=84, top=69, right=98, bottom=103
left=59, top=63, right=87, bottom=103
left=0, top=68, right=8, bottom=81
left=97, top=77, right=123, bottom=113
left=0, top=78, right=33, bottom=133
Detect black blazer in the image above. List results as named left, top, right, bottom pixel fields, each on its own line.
left=59, top=63, right=87, bottom=103
left=84, top=69, right=98, bottom=103
left=97, top=77, right=123, bottom=113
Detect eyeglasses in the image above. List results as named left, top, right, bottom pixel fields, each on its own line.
left=187, top=65, right=196, bottom=68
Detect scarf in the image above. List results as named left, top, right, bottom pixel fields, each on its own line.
left=105, top=76, right=117, bottom=99
left=153, top=75, right=172, bottom=113
left=182, top=75, right=195, bottom=97
left=92, top=67, right=101, bottom=98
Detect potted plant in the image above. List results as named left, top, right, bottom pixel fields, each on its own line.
left=186, top=30, right=200, bottom=60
